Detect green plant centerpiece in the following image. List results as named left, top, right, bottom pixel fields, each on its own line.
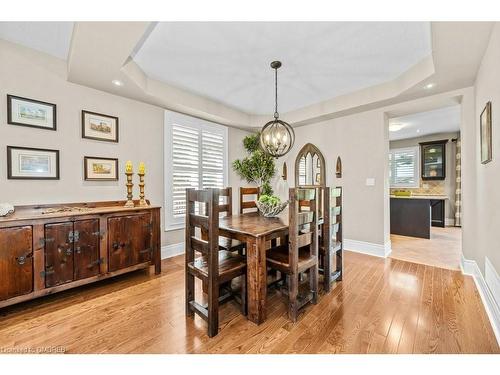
left=232, top=133, right=288, bottom=217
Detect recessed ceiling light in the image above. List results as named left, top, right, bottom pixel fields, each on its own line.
left=389, top=123, right=406, bottom=132
left=424, top=83, right=435, bottom=89
left=112, top=79, right=124, bottom=87
left=416, top=129, right=421, bottom=133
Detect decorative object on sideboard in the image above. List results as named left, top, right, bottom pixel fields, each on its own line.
left=336, top=156, right=342, bottom=178
left=0, top=203, right=14, bottom=217
left=281, top=162, right=287, bottom=181
left=7, top=94, right=56, bottom=131
left=295, top=143, right=326, bottom=187
left=124, top=161, right=135, bottom=208
left=259, top=61, right=295, bottom=158
left=7, top=146, right=60, bottom=180
left=138, top=162, right=149, bottom=207
left=84, top=156, right=118, bottom=181
left=42, top=206, right=91, bottom=214
left=82, top=110, right=119, bottom=143
left=480, top=101, right=492, bottom=164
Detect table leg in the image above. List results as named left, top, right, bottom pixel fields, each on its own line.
left=246, top=236, right=267, bottom=324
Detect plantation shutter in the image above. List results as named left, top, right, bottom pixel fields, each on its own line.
left=389, top=147, right=419, bottom=188
left=165, top=111, right=228, bottom=229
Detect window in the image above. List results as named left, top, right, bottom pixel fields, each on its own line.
left=164, top=111, right=228, bottom=230
left=389, top=146, right=419, bottom=188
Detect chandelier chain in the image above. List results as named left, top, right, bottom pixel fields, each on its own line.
left=274, top=67, right=279, bottom=119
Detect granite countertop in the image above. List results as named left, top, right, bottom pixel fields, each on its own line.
left=390, top=195, right=449, bottom=200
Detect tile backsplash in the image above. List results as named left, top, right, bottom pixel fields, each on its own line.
left=390, top=180, right=445, bottom=196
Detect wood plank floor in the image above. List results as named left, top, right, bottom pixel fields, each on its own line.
left=390, top=227, right=462, bottom=271
left=0, top=251, right=497, bottom=354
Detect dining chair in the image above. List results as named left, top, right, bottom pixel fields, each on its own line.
left=239, top=187, right=260, bottom=214
left=319, top=186, right=343, bottom=292
left=185, top=188, right=247, bottom=337
left=266, top=187, right=319, bottom=322
left=218, top=187, right=246, bottom=255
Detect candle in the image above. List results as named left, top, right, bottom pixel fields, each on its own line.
left=138, top=162, right=145, bottom=174
left=125, top=160, right=133, bottom=173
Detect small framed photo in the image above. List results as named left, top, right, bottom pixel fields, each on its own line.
left=480, top=101, right=492, bottom=164
left=82, top=110, right=119, bottom=143
left=7, top=95, right=57, bottom=130
left=7, top=146, right=60, bottom=180
left=84, top=156, right=118, bottom=181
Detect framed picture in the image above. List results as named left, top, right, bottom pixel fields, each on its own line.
left=7, top=146, right=60, bottom=180
left=82, top=110, right=119, bottom=143
left=480, top=101, right=492, bottom=164
left=84, top=156, right=118, bottom=181
left=7, top=95, right=57, bottom=130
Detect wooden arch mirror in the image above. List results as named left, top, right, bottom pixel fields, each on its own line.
left=295, top=143, right=326, bottom=187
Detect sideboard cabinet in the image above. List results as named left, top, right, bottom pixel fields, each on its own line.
left=0, top=200, right=161, bottom=309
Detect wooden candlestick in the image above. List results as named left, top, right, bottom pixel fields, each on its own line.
left=138, top=172, right=148, bottom=207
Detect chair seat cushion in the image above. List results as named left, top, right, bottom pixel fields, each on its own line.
left=219, top=237, right=246, bottom=252
left=266, top=245, right=316, bottom=273
left=191, top=250, right=246, bottom=283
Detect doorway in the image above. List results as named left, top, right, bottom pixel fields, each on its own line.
left=387, top=105, right=462, bottom=270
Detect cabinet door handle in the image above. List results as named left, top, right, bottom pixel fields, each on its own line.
left=112, top=242, right=120, bottom=251
left=16, top=252, right=33, bottom=265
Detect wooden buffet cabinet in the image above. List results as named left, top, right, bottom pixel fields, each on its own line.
left=0, top=200, right=161, bottom=309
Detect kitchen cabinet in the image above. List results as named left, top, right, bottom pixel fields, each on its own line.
left=420, top=140, right=447, bottom=180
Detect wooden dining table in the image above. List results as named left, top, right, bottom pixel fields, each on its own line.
left=219, top=211, right=289, bottom=324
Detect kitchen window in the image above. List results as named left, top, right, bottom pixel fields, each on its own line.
left=389, top=146, right=420, bottom=188
left=164, top=110, right=228, bottom=230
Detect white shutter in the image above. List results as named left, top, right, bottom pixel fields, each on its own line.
left=165, top=111, right=228, bottom=230
left=389, top=147, right=419, bottom=188
left=172, top=124, right=200, bottom=219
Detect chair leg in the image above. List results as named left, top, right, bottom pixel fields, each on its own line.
left=185, top=271, right=194, bottom=317
left=310, top=265, right=318, bottom=304
left=240, top=273, right=247, bottom=316
left=288, top=272, right=299, bottom=322
left=323, top=252, right=331, bottom=293
left=207, top=279, right=219, bottom=338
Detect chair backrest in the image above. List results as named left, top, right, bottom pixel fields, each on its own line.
left=239, top=187, right=260, bottom=214
left=322, top=187, right=342, bottom=250
left=185, top=188, right=220, bottom=277
left=288, top=187, right=319, bottom=271
left=219, top=187, right=232, bottom=217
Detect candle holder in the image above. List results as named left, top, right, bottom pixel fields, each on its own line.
left=124, top=171, right=135, bottom=208
left=138, top=171, right=148, bottom=207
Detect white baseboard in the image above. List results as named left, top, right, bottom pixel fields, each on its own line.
left=460, top=254, right=500, bottom=344
left=344, top=239, right=392, bottom=258
left=161, top=242, right=185, bottom=259
left=445, top=218, right=455, bottom=227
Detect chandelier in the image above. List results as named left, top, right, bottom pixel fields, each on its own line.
left=259, top=61, right=295, bottom=158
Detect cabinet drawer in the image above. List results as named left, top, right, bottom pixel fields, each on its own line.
left=0, top=226, right=33, bottom=301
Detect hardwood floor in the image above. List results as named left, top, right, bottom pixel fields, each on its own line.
left=0, top=251, right=497, bottom=354
left=390, top=226, right=462, bottom=270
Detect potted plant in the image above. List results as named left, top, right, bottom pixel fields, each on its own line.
left=232, top=133, right=288, bottom=217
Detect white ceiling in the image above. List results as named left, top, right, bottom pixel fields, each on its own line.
left=0, top=22, right=74, bottom=60
left=388, top=105, right=461, bottom=141
left=133, top=22, right=432, bottom=115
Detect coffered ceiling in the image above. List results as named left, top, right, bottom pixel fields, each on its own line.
left=0, top=21, right=494, bottom=129
left=133, top=22, right=432, bottom=115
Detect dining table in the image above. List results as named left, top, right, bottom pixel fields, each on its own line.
left=219, top=211, right=289, bottom=325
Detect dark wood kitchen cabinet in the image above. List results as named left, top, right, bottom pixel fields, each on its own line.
left=0, top=200, right=161, bottom=309
left=420, top=139, right=448, bottom=180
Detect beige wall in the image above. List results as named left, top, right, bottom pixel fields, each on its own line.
left=466, top=22, right=500, bottom=275
left=0, top=40, right=249, bottom=248
left=390, top=132, right=459, bottom=221
left=278, top=109, right=389, bottom=246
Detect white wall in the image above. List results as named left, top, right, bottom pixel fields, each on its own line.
left=0, top=39, right=249, bottom=247
left=467, top=22, right=500, bottom=275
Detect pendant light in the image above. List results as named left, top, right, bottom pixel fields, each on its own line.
left=260, top=61, right=295, bottom=158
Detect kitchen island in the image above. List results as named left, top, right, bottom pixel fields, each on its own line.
left=390, top=195, right=448, bottom=239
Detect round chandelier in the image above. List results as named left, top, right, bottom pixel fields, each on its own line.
left=260, top=61, right=295, bottom=158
